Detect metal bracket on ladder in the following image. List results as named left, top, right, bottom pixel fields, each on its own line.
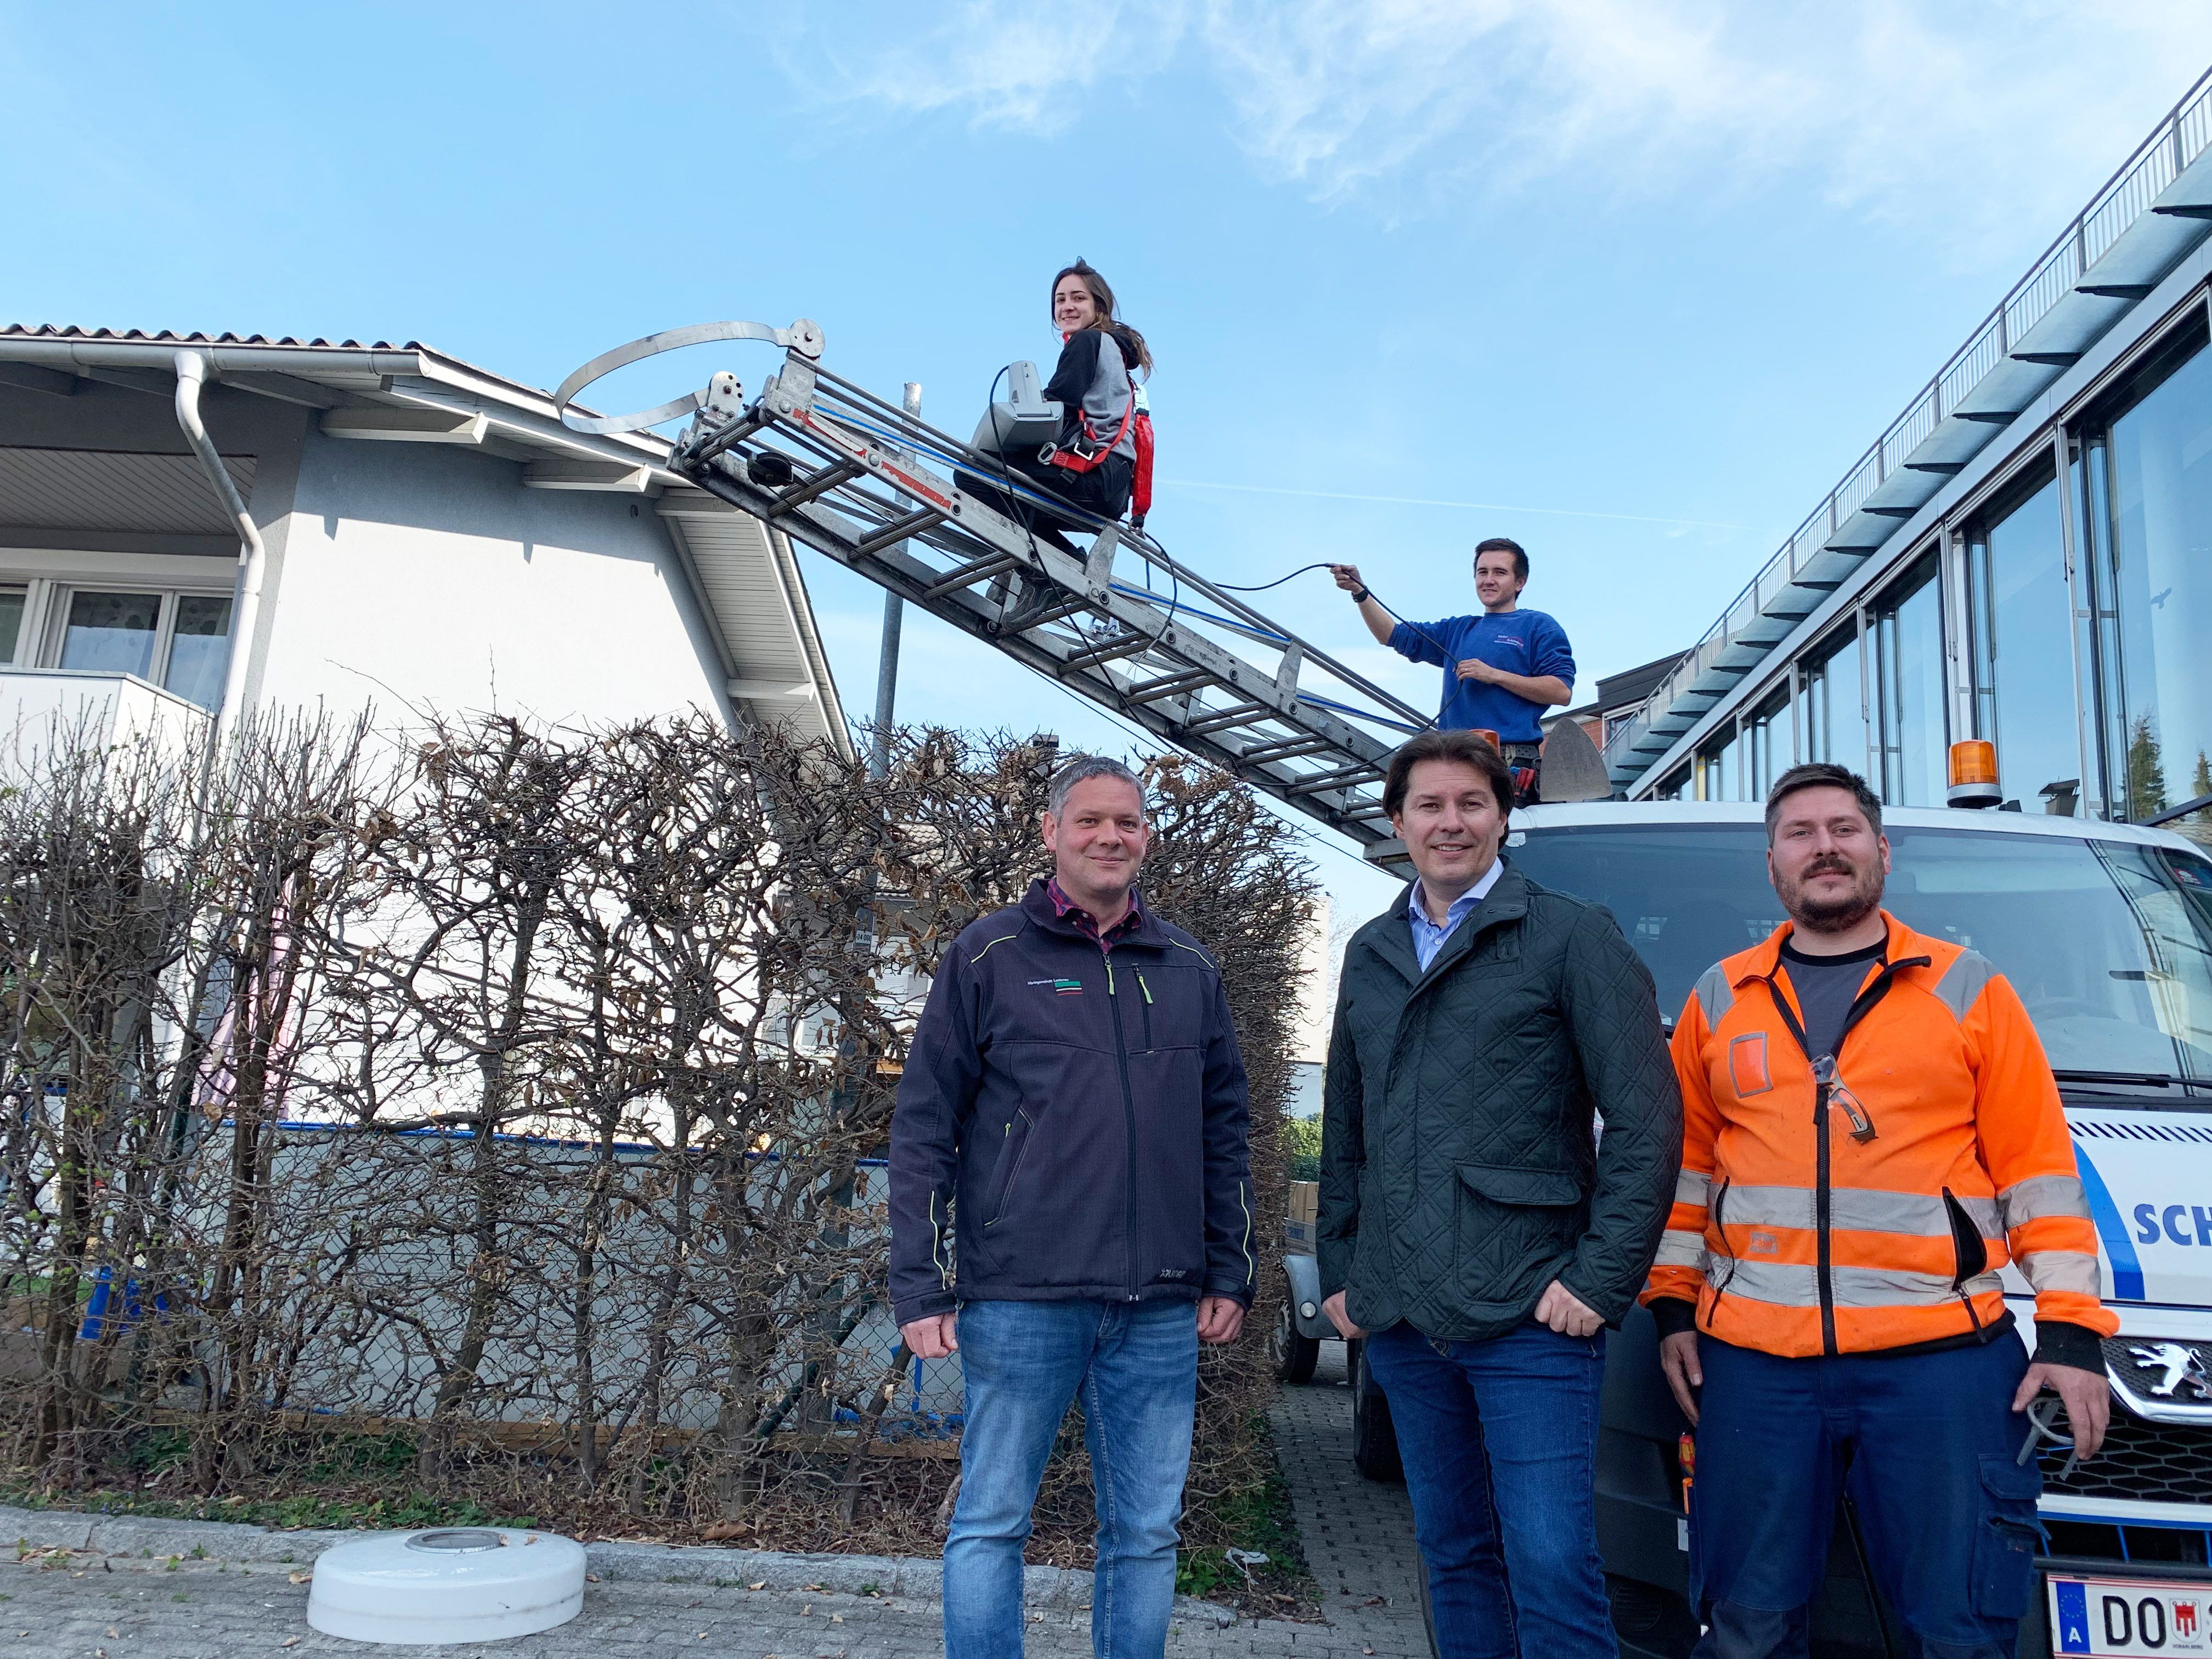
left=558, top=320, right=1436, bottom=856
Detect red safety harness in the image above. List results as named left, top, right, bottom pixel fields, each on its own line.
left=1041, top=334, right=1155, bottom=529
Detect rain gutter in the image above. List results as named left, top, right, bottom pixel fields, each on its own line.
left=172, top=350, right=264, bottom=743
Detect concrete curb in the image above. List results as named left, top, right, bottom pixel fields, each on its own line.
left=0, top=1505, right=1239, bottom=1626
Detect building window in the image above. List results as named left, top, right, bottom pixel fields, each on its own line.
left=1967, top=476, right=2077, bottom=813
left=1874, top=555, right=1947, bottom=806
left=1799, top=625, right=1864, bottom=772
left=0, top=589, right=25, bottom=665
left=166, top=596, right=233, bottom=709
left=1744, top=690, right=1788, bottom=800
left=59, top=590, right=162, bottom=677
left=1697, top=725, right=1740, bottom=802
left=49, top=588, right=234, bottom=710
left=1655, top=764, right=1690, bottom=802
left=2080, top=325, right=2212, bottom=839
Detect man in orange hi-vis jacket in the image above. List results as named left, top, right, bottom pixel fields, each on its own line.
left=1645, top=762, right=2117, bottom=1659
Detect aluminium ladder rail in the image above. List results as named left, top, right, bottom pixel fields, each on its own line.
left=558, top=319, right=1432, bottom=854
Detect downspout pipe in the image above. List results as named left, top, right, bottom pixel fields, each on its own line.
left=173, top=350, right=264, bottom=746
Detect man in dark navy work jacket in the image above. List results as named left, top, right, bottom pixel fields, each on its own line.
left=1330, top=537, right=1576, bottom=800
left=889, top=754, right=1255, bottom=1659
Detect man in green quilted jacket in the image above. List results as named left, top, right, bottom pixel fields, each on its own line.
left=1319, top=727, right=1681, bottom=1659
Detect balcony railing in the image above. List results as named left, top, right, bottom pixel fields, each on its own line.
left=0, top=667, right=214, bottom=770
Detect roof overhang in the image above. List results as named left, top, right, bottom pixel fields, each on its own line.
left=0, top=326, right=850, bottom=757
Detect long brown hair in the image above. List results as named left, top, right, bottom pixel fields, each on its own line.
left=1051, top=258, right=1154, bottom=380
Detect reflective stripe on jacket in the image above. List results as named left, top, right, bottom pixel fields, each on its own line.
left=1641, top=911, right=2117, bottom=1357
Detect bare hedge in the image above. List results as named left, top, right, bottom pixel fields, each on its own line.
left=0, top=710, right=1316, bottom=1557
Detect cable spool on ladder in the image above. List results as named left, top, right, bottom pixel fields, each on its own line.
left=557, top=319, right=1436, bottom=859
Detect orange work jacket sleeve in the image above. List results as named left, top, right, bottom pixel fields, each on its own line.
left=1959, top=964, right=2119, bottom=1340
left=1643, top=982, right=1720, bottom=1314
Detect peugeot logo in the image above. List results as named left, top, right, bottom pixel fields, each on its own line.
left=2128, top=1341, right=2212, bottom=1401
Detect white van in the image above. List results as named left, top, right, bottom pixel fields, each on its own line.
left=1499, top=800, right=2212, bottom=1659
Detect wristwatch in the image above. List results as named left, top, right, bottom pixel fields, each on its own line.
left=1351, top=585, right=1370, bottom=603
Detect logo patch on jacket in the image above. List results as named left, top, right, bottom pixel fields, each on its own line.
left=1728, top=1032, right=1773, bottom=1097
left=1029, top=978, right=1084, bottom=996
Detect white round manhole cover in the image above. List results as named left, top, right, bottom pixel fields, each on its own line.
left=306, top=1527, right=586, bottom=1644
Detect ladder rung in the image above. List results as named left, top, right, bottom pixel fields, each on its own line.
left=1063, top=633, right=1153, bottom=673
left=925, top=551, right=1023, bottom=599
left=1239, top=736, right=1337, bottom=766
left=852, top=509, right=947, bottom=560
left=1003, top=595, right=1091, bottom=632
left=1286, top=761, right=1385, bottom=795
left=1185, top=702, right=1274, bottom=736
left=1013, top=592, right=1092, bottom=628
left=1125, top=670, right=1213, bottom=705
left=769, top=459, right=865, bottom=515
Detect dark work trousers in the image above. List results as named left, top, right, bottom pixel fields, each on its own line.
left=1689, top=1332, right=2042, bottom=1659
left=955, top=450, right=1133, bottom=552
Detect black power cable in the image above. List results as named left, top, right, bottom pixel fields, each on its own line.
left=1215, top=562, right=1459, bottom=693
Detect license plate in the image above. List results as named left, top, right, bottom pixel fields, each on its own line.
left=2050, top=1573, right=2212, bottom=1656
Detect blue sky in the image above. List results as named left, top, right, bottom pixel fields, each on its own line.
left=7, top=1, right=2211, bottom=920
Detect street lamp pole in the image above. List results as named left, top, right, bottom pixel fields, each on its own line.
left=870, top=381, right=922, bottom=779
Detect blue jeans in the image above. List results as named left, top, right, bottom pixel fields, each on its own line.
left=945, top=1298, right=1198, bottom=1659
left=1365, top=1319, right=1616, bottom=1659
left=1688, top=1333, right=2040, bottom=1659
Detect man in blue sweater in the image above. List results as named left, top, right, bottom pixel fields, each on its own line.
left=1330, top=538, right=1576, bottom=800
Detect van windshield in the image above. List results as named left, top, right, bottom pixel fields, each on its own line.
left=1508, top=822, right=2212, bottom=1088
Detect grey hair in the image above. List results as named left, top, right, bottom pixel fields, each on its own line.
left=1046, top=755, right=1147, bottom=818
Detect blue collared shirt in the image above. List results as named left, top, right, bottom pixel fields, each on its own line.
left=1407, top=860, right=1505, bottom=972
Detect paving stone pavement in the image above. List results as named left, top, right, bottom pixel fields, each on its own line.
left=1266, top=1343, right=1428, bottom=1649
left=0, top=1551, right=1432, bottom=1658
left=0, top=1344, right=1436, bottom=1657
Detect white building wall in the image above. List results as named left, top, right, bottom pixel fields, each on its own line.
left=256, top=431, right=733, bottom=729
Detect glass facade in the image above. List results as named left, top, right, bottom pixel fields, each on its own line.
left=1744, top=691, right=1788, bottom=800
left=1874, top=556, right=1947, bottom=806
left=0, top=589, right=22, bottom=665
left=1967, top=477, right=2079, bottom=814
left=1801, top=628, right=1863, bottom=771
left=1697, top=725, right=1740, bottom=802
left=2083, top=329, right=2212, bottom=842
left=1652, top=309, right=2212, bottom=840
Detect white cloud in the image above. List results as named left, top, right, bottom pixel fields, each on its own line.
left=761, top=0, right=1186, bottom=135
left=772, top=1, right=2212, bottom=245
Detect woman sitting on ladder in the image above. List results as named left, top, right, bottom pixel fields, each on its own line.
left=959, top=258, right=1152, bottom=550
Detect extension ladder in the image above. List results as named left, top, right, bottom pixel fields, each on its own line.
left=558, top=320, right=1431, bottom=856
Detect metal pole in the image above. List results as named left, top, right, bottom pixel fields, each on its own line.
left=869, top=382, right=923, bottom=778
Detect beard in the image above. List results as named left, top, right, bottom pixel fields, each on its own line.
left=1785, top=859, right=1885, bottom=932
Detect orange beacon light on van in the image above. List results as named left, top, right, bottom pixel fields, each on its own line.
left=1946, top=741, right=2001, bottom=809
